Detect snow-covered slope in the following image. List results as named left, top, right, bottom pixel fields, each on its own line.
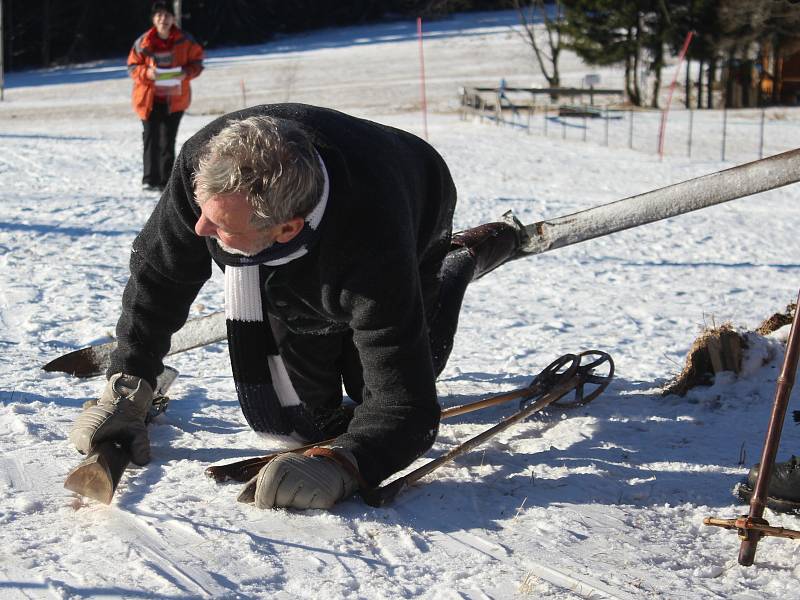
left=2, top=10, right=799, bottom=599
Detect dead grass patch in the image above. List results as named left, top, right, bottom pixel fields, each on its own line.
left=663, top=324, right=745, bottom=397
left=756, top=303, right=796, bottom=336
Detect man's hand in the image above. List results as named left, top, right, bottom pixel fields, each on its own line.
left=252, top=449, right=359, bottom=510
left=68, top=374, right=154, bottom=465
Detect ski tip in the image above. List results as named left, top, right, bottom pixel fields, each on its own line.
left=204, top=465, right=228, bottom=482
left=42, top=347, right=104, bottom=378
left=236, top=479, right=257, bottom=504
left=64, top=458, right=115, bottom=505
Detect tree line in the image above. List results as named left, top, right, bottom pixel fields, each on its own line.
left=1, top=0, right=504, bottom=71
left=5, top=1, right=798, bottom=109
left=515, top=0, right=800, bottom=108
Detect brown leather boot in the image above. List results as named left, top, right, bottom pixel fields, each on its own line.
left=449, top=211, right=528, bottom=280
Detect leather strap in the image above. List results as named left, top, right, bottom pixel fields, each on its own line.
left=303, top=447, right=372, bottom=491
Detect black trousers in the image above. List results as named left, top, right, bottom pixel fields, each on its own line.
left=272, top=249, right=472, bottom=397
left=141, top=102, right=183, bottom=187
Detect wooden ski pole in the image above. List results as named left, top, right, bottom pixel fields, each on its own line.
left=205, top=354, right=579, bottom=483
left=205, top=384, right=546, bottom=483
left=361, top=376, right=579, bottom=507
left=361, top=351, right=613, bottom=507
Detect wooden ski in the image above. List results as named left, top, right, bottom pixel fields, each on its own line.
left=43, top=148, right=800, bottom=378
left=44, top=312, right=225, bottom=378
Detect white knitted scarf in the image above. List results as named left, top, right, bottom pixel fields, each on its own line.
left=221, top=154, right=329, bottom=434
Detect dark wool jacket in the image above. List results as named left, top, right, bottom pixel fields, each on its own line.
left=109, top=104, right=458, bottom=485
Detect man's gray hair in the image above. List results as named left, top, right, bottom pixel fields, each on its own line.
left=194, top=115, right=323, bottom=227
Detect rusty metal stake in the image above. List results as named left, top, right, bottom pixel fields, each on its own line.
left=704, top=516, right=800, bottom=541
left=704, top=289, right=800, bottom=565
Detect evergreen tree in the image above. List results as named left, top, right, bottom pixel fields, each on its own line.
left=561, top=0, right=646, bottom=105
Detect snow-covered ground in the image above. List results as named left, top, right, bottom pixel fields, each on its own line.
left=2, top=10, right=800, bottom=599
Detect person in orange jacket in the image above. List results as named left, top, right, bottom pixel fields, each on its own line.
left=128, top=2, right=204, bottom=192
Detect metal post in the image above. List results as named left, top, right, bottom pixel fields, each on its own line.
left=658, top=31, right=695, bottom=159
left=44, top=149, right=800, bottom=380
left=722, top=107, right=728, bottom=161
left=544, top=108, right=548, bottom=137
left=759, top=108, right=766, bottom=159
left=688, top=109, right=694, bottom=158
left=604, top=107, right=609, bottom=146
left=582, top=116, right=587, bottom=141
left=628, top=109, right=634, bottom=149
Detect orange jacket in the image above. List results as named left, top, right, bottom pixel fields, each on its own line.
left=127, top=26, right=204, bottom=120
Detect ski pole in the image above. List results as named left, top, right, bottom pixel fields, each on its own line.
left=205, top=353, right=583, bottom=484
left=361, top=351, right=613, bottom=507
left=232, top=351, right=613, bottom=507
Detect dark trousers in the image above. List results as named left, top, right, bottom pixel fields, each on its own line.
left=141, top=102, right=183, bottom=187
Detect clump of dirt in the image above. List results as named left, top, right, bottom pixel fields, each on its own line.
left=756, top=303, right=796, bottom=336
left=663, top=324, right=745, bottom=397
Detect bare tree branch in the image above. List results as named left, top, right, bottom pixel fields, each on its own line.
left=512, top=0, right=562, bottom=89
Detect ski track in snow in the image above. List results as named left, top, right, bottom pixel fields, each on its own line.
left=2, top=9, right=800, bottom=599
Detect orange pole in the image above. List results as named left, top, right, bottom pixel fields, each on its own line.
left=658, top=31, right=694, bottom=159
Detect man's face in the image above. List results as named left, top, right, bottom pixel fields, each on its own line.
left=194, top=192, right=277, bottom=256
left=194, top=192, right=304, bottom=256
left=152, top=10, right=174, bottom=37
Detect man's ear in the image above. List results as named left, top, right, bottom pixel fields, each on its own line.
left=274, top=217, right=305, bottom=243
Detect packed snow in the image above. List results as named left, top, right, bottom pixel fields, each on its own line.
left=2, top=10, right=800, bottom=599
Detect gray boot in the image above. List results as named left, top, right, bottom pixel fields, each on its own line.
left=249, top=448, right=359, bottom=510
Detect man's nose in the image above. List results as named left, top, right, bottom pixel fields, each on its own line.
left=195, top=214, right=215, bottom=237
